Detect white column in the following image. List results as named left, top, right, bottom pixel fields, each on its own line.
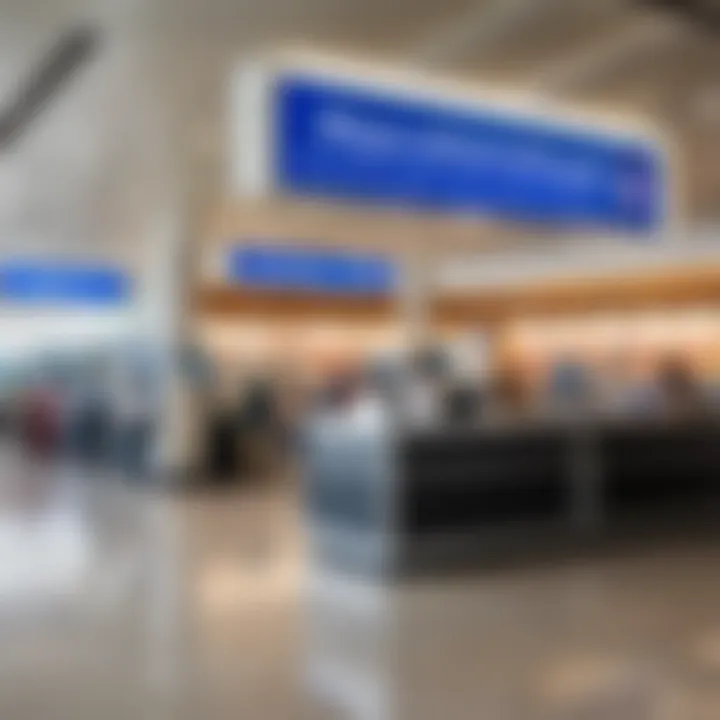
left=123, top=38, right=206, bottom=481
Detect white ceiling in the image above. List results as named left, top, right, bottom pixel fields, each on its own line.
left=0, top=0, right=717, bottom=261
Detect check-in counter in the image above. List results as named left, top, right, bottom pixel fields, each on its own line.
left=303, top=415, right=720, bottom=576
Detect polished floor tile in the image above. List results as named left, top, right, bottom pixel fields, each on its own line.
left=2, top=444, right=720, bottom=719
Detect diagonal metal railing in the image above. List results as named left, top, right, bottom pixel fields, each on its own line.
left=0, top=26, right=100, bottom=150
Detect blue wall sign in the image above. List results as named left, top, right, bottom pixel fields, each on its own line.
left=274, top=74, right=664, bottom=233
left=228, top=245, right=397, bottom=296
left=0, top=262, right=131, bottom=306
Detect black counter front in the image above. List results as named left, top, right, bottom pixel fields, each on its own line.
left=303, top=416, right=720, bottom=576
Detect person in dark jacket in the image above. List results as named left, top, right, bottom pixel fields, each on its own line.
left=240, top=377, right=281, bottom=478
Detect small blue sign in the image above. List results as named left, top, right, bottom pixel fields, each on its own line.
left=274, top=74, right=664, bottom=233
left=228, top=245, right=397, bottom=296
left=0, top=262, right=130, bottom=306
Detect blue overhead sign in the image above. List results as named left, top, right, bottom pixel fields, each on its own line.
left=0, top=262, right=130, bottom=306
left=273, top=73, right=665, bottom=233
left=228, top=245, right=397, bottom=296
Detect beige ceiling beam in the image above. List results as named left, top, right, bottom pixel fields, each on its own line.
left=411, top=0, right=553, bottom=67
left=529, top=14, right=686, bottom=94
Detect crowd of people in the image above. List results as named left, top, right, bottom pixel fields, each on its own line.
left=0, top=353, right=159, bottom=475
left=310, top=346, right=720, bottom=429
left=2, top=341, right=717, bottom=482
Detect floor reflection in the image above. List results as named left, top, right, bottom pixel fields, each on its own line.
left=305, top=550, right=720, bottom=719
left=2, top=445, right=720, bottom=718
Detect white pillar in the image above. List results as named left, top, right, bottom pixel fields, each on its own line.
left=123, top=39, right=207, bottom=482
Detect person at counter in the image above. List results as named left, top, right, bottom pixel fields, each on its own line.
left=486, top=367, right=534, bottom=422
left=597, top=350, right=645, bottom=418
left=402, top=348, right=449, bottom=426
left=543, top=354, right=597, bottom=418
left=239, top=376, right=283, bottom=477
left=654, top=355, right=710, bottom=420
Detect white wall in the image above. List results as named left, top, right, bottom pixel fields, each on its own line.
left=0, top=26, right=193, bottom=361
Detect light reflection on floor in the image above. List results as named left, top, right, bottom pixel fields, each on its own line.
left=1, top=444, right=720, bottom=718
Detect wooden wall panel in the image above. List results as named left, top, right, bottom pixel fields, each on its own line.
left=433, top=265, right=720, bottom=325
left=198, top=264, right=720, bottom=327
left=196, top=285, right=399, bottom=322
